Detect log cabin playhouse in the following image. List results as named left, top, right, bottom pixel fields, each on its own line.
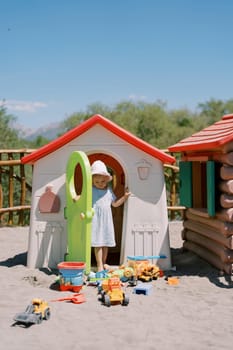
left=22, top=114, right=175, bottom=271
left=168, top=114, right=233, bottom=274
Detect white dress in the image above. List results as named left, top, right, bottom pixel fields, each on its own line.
left=91, top=186, right=116, bottom=247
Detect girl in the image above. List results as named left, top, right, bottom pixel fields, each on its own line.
left=91, top=160, right=131, bottom=272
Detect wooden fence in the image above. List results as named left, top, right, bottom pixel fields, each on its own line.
left=0, top=149, right=185, bottom=226
left=0, top=149, right=35, bottom=225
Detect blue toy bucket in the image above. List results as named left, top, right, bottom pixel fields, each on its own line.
left=57, top=261, right=86, bottom=292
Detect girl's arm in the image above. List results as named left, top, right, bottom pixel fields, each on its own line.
left=112, top=188, right=131, bottom=208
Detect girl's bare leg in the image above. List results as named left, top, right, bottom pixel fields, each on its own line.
left=102, top=247, right=108, bottom=266
left=94, top=247, right=104, bottom=272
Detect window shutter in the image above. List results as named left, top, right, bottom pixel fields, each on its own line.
left=207, top=161, right=215, bottom=216
left=179, top=161, right=192, bottom=207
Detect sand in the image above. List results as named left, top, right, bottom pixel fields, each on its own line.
left=0, top=222, right=232, bottom=350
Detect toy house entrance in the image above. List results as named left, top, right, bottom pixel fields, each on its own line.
left=73, top=153, right=125, bottom=266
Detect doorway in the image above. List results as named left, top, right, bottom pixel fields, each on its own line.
left=74, top=153, right=126, bottom=266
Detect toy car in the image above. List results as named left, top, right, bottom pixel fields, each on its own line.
left=13, top=298, right=51, bottom=326
left=98, top=276, right=129, bottom=307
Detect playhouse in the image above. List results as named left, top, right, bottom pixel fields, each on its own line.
left=22, top=114, right=175, bottom=271
left=168, top=113, right=233, bottom=274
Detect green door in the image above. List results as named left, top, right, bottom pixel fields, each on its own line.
left=64, top=151, right=94, bottom=274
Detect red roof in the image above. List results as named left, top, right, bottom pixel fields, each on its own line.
left=168, top=114, right=233, bottom=152
left=22, top=114, right=175, bottom=164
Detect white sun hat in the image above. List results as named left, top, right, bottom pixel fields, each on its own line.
left=91, top=160, right=112, bottom=182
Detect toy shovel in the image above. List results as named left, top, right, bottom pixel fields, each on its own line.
left=51, top=293, right=86, bottom=304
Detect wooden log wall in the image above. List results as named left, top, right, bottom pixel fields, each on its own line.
left=182, top=151, right=233, bottom=275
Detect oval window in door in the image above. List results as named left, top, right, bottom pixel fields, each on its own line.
left=74, top=163, right=83, bottom=197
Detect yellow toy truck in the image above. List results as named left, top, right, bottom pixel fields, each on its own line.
left=127, top=255, right=164, bottom=283
left=99, top=277, right=129, bottom=307
left=13, top=298, right=51, bottom=326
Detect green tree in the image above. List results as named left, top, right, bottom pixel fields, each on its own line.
left=111, top=100, right=143, bottom=134
left=86, top=102, right=111, bottom=116
left=0, top=106, right=21, bottom=148
left=60, top=112, right=89, bottom=133
left=57, top=98, right=233, bottom=151
left=197, top=98, right=233, bottom=125
left=28, top=135, right=50, bottom=148
left=167, top=108, right=198, bottom=146
left=136, top=102, right=170, bottom=148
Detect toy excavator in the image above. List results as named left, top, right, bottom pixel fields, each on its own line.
left=13, top=298, right=50, bottom=326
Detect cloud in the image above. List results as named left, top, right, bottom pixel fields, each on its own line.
left=0, top=99, right=48, bottom=113
left=128, top=94, right=147, bottom=101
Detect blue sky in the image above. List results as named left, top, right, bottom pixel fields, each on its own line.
left=1, top=0, right=233, bottom=130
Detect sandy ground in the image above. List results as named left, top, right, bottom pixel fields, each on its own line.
left=0, top=222, right=232, bottom=350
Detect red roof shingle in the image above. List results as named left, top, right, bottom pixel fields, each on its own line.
left=168, top=114, right=233, bottom=152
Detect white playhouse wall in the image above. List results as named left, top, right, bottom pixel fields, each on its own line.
left=27, top=124, right=171, bottom=270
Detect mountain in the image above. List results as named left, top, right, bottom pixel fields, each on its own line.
left=15, top=122, right=63, bottom=141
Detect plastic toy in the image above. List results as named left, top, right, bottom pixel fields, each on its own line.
left=64, top=151, right=94, bottom=274
left=23, top=114, right=174, bottom=271
left=108, top=266, right=137, bottom=286
left=126, top=259, right=162, bottom=284
left=101, top=260, right=163, bottom=286
left=87, top=267, right=131, bottom=285
left=51, top=293, right=86, bottom=304
left=57, top=261, right=86, bottom=292
left=133, top=283, right=153, bottom=295
left=13, top=298, right=50, bottom=326
left=166, top=276, right=179, bottom=285
left=137, top=263, right=161, bottom=282
left=98, top=277, right=129, bottom=307
left=127, top=254, right=167, bottom=260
